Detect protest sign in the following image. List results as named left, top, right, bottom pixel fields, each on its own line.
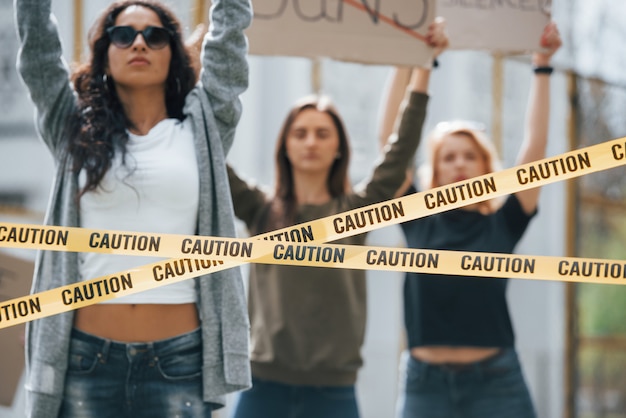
left=437, top=0, right=551, bottom=52
left=247, top=0, right=436, bottom=66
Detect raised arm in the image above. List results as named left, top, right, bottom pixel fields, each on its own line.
left=355, top=21, right=448, bottom=203
left=514, top=22, right=562, bottom=214
left=227, top=165, right=269, bottom=230
left=378, top=67, right=412, bottom=149
left=377, top=18, right=448, bottom=197
left=198, top=0, right=252, bottom=152
left=15, top=0, right=77, bottom=153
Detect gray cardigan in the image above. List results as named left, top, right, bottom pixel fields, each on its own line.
left=14, top=0, right=252, bottom=415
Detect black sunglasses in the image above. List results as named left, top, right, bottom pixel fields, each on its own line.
left=106, top=26, right=174, bottom=50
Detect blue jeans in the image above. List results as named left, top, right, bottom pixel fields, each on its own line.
left=396, top=349, right=536, bottom=418
left=230, top=377, right=360, bottom=418
left=59, top=328, right=214, bottom=418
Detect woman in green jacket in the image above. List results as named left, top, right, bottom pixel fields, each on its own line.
left=228, top=21, right=449, bottom=418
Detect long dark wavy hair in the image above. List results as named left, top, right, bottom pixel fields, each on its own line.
left=67, top=0, right=196, bottom=198
left=267, top=95, right=351, bottom=230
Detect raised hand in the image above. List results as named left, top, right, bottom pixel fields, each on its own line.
left=426, top=17, right=450, bottom=59
left=533, top=21, right=562, bottom=66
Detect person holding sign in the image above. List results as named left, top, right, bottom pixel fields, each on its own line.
left=378, top=22, right=562, bottom=418
left=226, top=21, right=449, bottom=418
left=14, top=0, right=252, bottom=416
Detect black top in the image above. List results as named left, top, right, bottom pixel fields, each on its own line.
left=400, top=185, right=535, bottom=348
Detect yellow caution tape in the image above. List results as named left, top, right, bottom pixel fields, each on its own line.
left=1, top=245, right=626, bottom=327
left=1, top=136, right=626, bottom=328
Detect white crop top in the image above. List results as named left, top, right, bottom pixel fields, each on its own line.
left=79, top=118, right=200, bottom=304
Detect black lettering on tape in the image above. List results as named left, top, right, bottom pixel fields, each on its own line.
left=0, top=226, right=68, bottom=246
left=180, top=239, right=253, bottom=257
left=263, top=225, right=315, bottom=243
left=333, top=202, right=404, bottom=234
left=61, top=274, right=133, bottom=305
left=461, top=255, right=535, bottom=274
left=273, top=244, right=345, bottom=263
left=153, top=259, right=223, bottom=281
left=558, top=261, right=626, bottom=279
left=89, top=233, right=160, bottom=252
left=0, top=298, right=41, bottom=322
left=366, top=250, right=439, bottom=269
left=517, top=152, right=591, bottom=185
left=424, top=177, right=496, bottom=209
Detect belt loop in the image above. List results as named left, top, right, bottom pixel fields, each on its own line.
left=416, top=356, right=430, bottom=383
left=475, top=359, right=484, bottom=382
left=99, top=338, right=111, bottom=364
left=147, top=342, right=156, bottom=359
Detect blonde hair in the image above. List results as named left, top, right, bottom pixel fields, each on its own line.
left=418, top=120, right=504, bottom=214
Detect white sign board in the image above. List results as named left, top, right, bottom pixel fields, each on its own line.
left=437, top=0, right=551, bottom=52
left=246, top=0, right=436, bottom=67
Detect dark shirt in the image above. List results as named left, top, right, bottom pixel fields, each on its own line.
left=400, top=185, right=535, bottom=348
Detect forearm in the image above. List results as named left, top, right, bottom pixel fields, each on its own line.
left=200, top=0, right=252, bottom=148
left=408, top=67, right=432, bottom=95
left=396, top=92, right=429, bottom=153
left=227, top=164, right=267, bottom=226
left=15, top=0, right=75, bottom=150
left=379, top=67, right=412, bottom=149
left=514, top=56, right=553, bottom=214
left=380, top=67, right=431, bottom=148
left=523, top=77, right=550, bottom=161
left=518, top=58, right=552, bottom=166
left=513, top=21, right=561, bottom=213
left=16, top=0, right=69, bottom=101
left=362, top=92, right=429, bottom=200
left=517, top=20, right=561, bottom=165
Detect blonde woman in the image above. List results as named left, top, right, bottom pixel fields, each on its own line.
left=379, top=22, right=562, bottom=418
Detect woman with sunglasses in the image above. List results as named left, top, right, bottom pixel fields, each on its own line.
left=379, top=22, right=562, bottom=418
left=14, top=0, right=251, bottom=417
left=226, top=21, right=449, bottom=418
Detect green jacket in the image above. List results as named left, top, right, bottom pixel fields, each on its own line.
left=228, top=92, right=428, bottom=386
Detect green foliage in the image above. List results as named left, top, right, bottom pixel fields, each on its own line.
left=579, top=284, right=626, bottom=335
left=578, top=206, right=626, bottom=336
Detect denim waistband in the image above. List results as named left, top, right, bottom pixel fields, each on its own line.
left=410, top=348, right=516, bottom=374
left=439, top=349, right=507, bottom=371
left=70, top=327, right=202, bottom=358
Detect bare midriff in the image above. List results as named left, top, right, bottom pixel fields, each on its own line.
left=410, top=346, right=501, bottom=364
left=74, top=303, right=199, bottom=342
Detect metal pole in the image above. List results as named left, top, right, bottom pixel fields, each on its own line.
left=194, top=0, right=209, bottom=27
left=73, top=0, right=83, bottom=63
left=491, top=53, right=504, bottom=156
left=311, top=58, right=322, bottom=95
left=563, top=70, right=579, bottom=418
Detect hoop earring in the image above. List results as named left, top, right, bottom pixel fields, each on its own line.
left=102, top=74, right=109, bottom=91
